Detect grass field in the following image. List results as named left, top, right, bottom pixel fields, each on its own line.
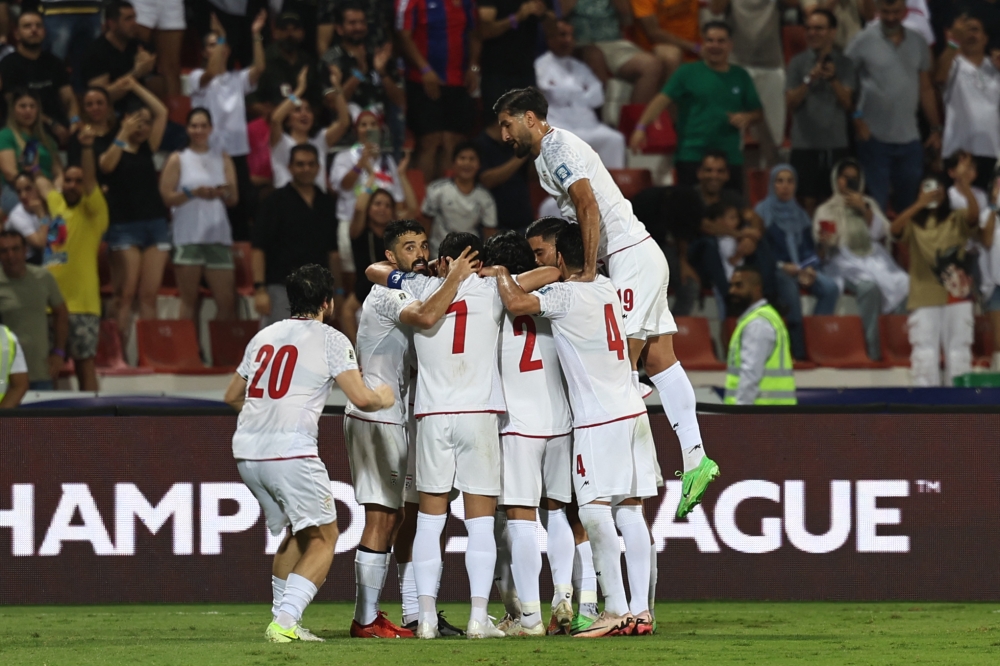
left=2, top=602, right=999, bottom=665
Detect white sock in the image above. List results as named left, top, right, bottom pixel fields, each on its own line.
left=650, top=361, right=705, bottom=472
left=613, top=505, right=651, bottom=616
left=465, top=516, right=497, bottom=617
left=507, top=519, right=542, bottom=628
left=398, top=562, right=418, bottom=625
left=492, top=510, right=519, bottom=616
left=354, top=549, right=388, bottom=625
left=470, top=596, right=489, bottom=625
left=271, top=575, right=285, bottom=620
left=649, top=542, right=658, bottom=616
left=577, top=503, right=628, bottom=617
left=574, top=541, right=598, bottom=617
left=539, top=508, right=575, bottom=608
left=412, top=512, right=447, bottom=627
left=276, top=573, right=318, bottom=629
left=631, top=370, right=641, bottom=392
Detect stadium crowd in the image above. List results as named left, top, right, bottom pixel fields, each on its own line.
left=0, top=0, right=997, bottom=398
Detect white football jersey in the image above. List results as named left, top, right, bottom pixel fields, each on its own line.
left=535, top=276, right=646, bottom=428
left=345, top=285, right=415, bottom=425
left=498, top=310, right=572, bottom=437
left=233, top=318, right=358, bottom=460
left=404, top=274, right=505, bottom=417
left=534, top=127, right=650, bottom=258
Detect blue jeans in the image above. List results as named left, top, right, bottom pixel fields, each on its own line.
left=44, top=13, right=103, bottom=92
left=855, top=138, right=924, bottom=215
left=29, top=380, right=55, bottom=391
left=776, top=269, right=840, bottom=359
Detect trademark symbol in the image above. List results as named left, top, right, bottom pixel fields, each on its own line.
left=915, top=480, right=941, bottom=493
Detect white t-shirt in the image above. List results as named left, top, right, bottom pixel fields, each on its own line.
left=345, top=285, right=415, bottom=425
left=943, top=54, right=1000, bottom=159
left=233, top=318, right=358, bottom=460
left=422, top=179, right=498, bottom=257
left=718, top=235, right=742, bottom=281
left=271, top=132, right=330, bottom=191
left=534, top=276, right=646, bottom=428
left=535, top=127, right=649, bottom=258
left=189, top=68, right=256, bottom=157
left=403, top=274, right=506, bottom=417
left=329, top=146, right=404, bottom=222
left=5, top=204, right=44, bottom=261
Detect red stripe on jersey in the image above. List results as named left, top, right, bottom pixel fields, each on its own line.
left=602, top=235, right=652, bottom=258
left=234, top=455, right=320, bottom=461
left=573, top=411, right=647, bottom=430
left=345, top=414, right=405, bottom=427
left=415, top=409, right=505, bottom=419
left=501, top=431, right=573, bottom=439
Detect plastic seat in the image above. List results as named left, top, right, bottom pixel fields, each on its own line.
left=231, top=241, right=255, bottom=297
left=804, top=315, right=888, bottom=368
left=209, top=320, right=260, bottom=368
left=879, top=314, right=911, bottom=367
left=746, top=168, right=769, bottom=206
left=406, top=168, right=426, bottom=208
left=618, top=104, right=677, bottom=154
left=609, top=168, right=653, bottom=201
left=96, top=319, right=154, bottom=376
left=136, top=320, right=232, bottom=374
left=782, top=25, right=807, bottom=65
left=672, top=316, right=725, bottom=370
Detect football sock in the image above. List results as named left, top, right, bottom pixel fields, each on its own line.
left=398, top=562, right=418, bottom=625
left=573, top=541, right=599, bottom=618
left=649, top=541, right=658, bottom=616
left=577, top=503, right=628, bottom=617
left=493, top=510, right=519, bottom=616
left=276, top=573, right=317, bottom=629
left=507, top=519, right=542, bottom=628
left=465, top=516, right=497, bottom=623
left=354, top=548, right=388, bottom=625
left=271, top=575, right=285, bottom=620
left=650, top=362, right=705, bottom=472
left=539, top=508, right=575, bottom=609
left=413, top=512, right=446, bottom=628
left=613, top=505, right=651, bottom=616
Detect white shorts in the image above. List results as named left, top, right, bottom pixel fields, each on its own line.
left=403, top=414, right=419, bottom=503
left=572, top=416, right=658, bottom=506
left=337, top=219, right=355, bottom=273
left=605, top=238, right=677, bottom=340
left=237, top=457, right=336, bottom=536
left=500, top=433, right=573, bottom=506
left=416, top=413, right=501, bottom=496
left=133, top=0, right=186, bottom=31
left=345, top=416, right=409, bottom=509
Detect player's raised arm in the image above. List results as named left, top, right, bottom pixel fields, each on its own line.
left=223, top=373, right=248, bottom=412
left=567, top=179, right=601, bottom=282
left=496, top=265, right=542, bottom=315
left=335, top=368, right=394, bottom=413
left=515, top=265, right=561, bottom=292
left=400, top=247, right=478, bottom=329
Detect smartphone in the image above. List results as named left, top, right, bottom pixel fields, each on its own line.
left=845, top=177, right=860, bottom=192
left=22, top=139, right=39, bottom=167
left=922, top=179, right=941, bottom=194
left=364, top=129, right=380, bottom=146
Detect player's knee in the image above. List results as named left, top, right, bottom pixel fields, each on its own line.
left=643, top=337, right=677, bottom=375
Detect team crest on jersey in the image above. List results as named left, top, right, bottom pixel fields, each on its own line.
left=322, top=495, right=333, bottom=510
left=554, top=163, right=572, bottom=183
left=346, top=348, right=356, bottom=363
left=390, top=471, right=399, bottom=486
left=395, top=291, right=410, bottom=304
left=538, top=286, right=553, bottom=294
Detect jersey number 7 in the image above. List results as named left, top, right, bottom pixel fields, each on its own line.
left=604, top=304, right=625, bottom=360
left=248, top=344, right=299, bottom=399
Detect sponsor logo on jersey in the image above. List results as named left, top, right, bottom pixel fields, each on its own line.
left=346, top=348, right=356, bottom=363
left=554, top=163, right=572, bottom=184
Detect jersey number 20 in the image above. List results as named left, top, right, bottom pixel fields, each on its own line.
left=248, top=345, right=299, bottom=399
left=513, top=315, right=543, bottom=372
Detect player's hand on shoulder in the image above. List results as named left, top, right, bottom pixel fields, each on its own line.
left=448, top=246, right=480, bottom=281
left=569, top=269, right=597, bottom=283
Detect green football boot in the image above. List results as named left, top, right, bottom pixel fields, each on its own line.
left=676, top=456, right=720, bottom=518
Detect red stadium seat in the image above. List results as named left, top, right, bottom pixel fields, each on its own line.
left=231, top=241, right=255, bottom=297
left=609, top=168, right=653, bottom=201
left=782, top=25, right=808, bottom=65
left=136, top=320, right=232, bottom=374
left=879, top=314, right=911, bottom=367
left=673, top=316, right=725, bottom=370
left=209, top=320, right=259, bottom=368
left=746, top=168, right=769, bottom=207
left=406, top=168, right=426, bottom=208
left=618, top=104, right=677, bottom=154
left=96, top=319, right=154, bottom=376
left=804, top=316, right=888, bottom=368
left=168, top=95, right=192, bottom=127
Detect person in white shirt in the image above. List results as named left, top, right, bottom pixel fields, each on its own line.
left=223, top=263, right=394, bottom=644
left=6, top=173, right=53, bottom=265
left=534, top=20, right=626, bottom=169
left=422, top=142, right=498, bottom=257
left=494, top=224, right=656, bottom=638
left=495, top=87, right=719, bottom=519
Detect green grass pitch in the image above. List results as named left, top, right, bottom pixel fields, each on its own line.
left=2, top=602, right=999, bottom=665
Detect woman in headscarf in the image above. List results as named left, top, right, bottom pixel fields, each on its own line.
left=756, top=164, right=840, bottom=359
left=813, top=158, right=909, bottom=361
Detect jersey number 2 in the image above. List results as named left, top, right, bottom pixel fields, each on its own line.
left=248, top=345, right=299, bottom=399
left=513, top=315, right=543, bottom=372
left=447, top=300, right=467, bottom=354
left=604, top=304, right=625, bottom=360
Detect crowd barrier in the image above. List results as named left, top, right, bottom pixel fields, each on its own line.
left=1, top=409, right=996, bottom=604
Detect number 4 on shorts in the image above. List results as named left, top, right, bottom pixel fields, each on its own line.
left=576, top=454, right=587, bottom=477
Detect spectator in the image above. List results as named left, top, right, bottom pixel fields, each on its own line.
left=757, top=164, right=840, bottom=359
left=269, top=66, right=351, bottom=191
left=0, top=323, right=29, bottom=407
left=132, top=0, right=186, bottom=98
left=977, top=167, right=1000, bottom=370
left=535, top=19, right=626, bottom=168
left=946, top=151, right=990, bottom=230
left=202, top=0, right=259, bottom=69
left=801, top=0, right=875, bottom=50
left=249, top=11, right=323, bottom=117
left=631, top=0, right=701, bottom=80
left=692, top=149, right=765, bottom=227
left=847, top=0, right=941, bottom=214
left=937, top=14, right=1000, bottom=191
left=36, top=125, right=108, bottom=391
left=190, top=10, right=267, bottom=242
left=630, top=22, right=762, bottom=192
left=814, top=158, right=909, bottom=360
left=891, top=167, right=980, bottom=386
left=67, top=87, right=117, bottom=168
left=688, top=201, right=765, bottom=318
left=159, top=108, right=239, bottom=323
left=252, top=144, right=339, bottom=326
left=96, top=78, right=169, bottom=343
left=320, top=0, right=404, bottom=121
left=38, top=0, right=102, bottom=92
left=82, top=1, right=157, bottom=110
left=869, top=0, right=937, bottom=46
left=0, top=11, right=81, bottom=146
left=723, top=265, right=797, bottom=405
left=5, top=173, right=58, bottom=265
left=423, top=142, right=498, bottom=257
left=473, top=121, right=534, bottom=231
left=478, top=0, right=548, bottom=119
left=0, top=230, right=69, bottom=390
left=0, top=89, right=64, bottom=215
left=397, top=0, right=481, bottom=182
left=786, top=9, right=856, bottom=215
left=711, top=0, right=788, bottom=162
left=567, top=0, right=666, bottom=104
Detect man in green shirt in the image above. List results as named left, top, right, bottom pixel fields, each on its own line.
left=628, top=21, right=762, bottom=193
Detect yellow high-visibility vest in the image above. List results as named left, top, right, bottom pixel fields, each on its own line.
left=724, top=303, right=796, bottom=405
left=0, top=325, right=17, bottom=402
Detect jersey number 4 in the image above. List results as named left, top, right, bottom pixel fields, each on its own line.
left=248, top=345, right=299, bottom=399
left=512, top=315, right=543, bottom=372
left=604, top=304, right=625, bottom=360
